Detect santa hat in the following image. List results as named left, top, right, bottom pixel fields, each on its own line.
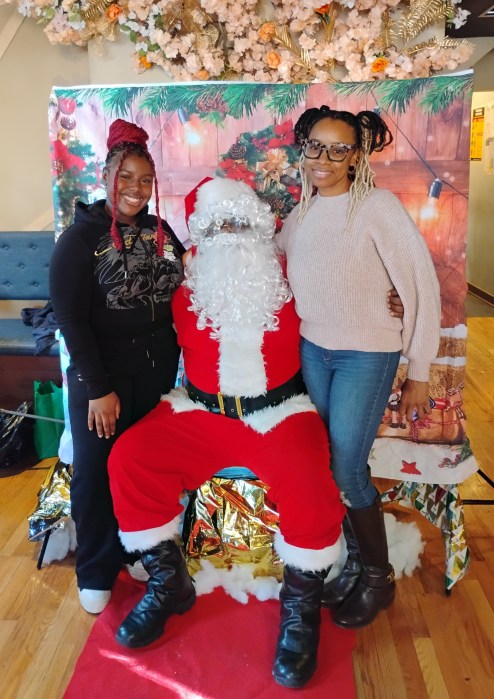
left=184, top=176, right=213, bottom=225
left=185, top=176, right=275, bottom=246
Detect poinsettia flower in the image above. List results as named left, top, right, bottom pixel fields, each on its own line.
left=273, top=120, right=293, bottom=136
left=269, top=121, right=295, bottom=148
left=219, top=159, right=256, bottom=185
left=50, top=140, right=86, bottom=175
left=287, top=185, right=301, bottom=201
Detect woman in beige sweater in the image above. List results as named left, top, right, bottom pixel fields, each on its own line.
left=277, top=106, right=441, bottom=630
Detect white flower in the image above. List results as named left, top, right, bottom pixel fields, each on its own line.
left=16, top=0, right=31, bottom=16
left=12, top=0, right=475, bottom=80
left=449, top=8, right=470, bottom=29
left=68, top=19, right=85, bottom=31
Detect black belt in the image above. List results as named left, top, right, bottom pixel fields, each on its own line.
left=186, top=371, right=306, bottom=419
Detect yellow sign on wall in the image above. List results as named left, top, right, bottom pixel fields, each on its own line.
left=470, top=107, right=484, bottom=161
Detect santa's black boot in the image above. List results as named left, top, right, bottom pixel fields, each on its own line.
left=273, top=564, right=329, bottom=689
left=332, top=498, right=395, bottom=629
left=116, top=539, right=196, bottom=648
left=321, top=516, right=361, bottom=609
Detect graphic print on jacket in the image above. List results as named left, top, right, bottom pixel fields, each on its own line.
left=94, top=228, right=184, bottom=311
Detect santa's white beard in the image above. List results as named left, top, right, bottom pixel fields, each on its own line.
left=185, top=233, right=291, bottom=336
left=185, top=234, right=292, bottom=395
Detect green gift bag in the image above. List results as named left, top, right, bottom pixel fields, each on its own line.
left=33, top=380, right=65, bottom=459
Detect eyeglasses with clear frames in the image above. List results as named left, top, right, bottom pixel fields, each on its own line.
left=302, top=139, right=356, bottom=162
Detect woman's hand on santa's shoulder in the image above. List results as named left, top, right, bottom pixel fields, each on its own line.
left=88, top=392, right=121, bottom=439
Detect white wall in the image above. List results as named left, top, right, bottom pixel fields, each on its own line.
left=466, top=49, right=494, bottom=297
left=0, top=7, right=174, bottom=232
left=472, top=47, right=494, bottom=92
left=467, top=90, right=494, bottom=297
left=0, top=7, right=90, bottom=231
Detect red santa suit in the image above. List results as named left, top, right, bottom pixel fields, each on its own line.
left=109, top=278, right=344, bottom=572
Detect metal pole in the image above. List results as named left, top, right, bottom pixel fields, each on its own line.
left=0, top=408, right=64, bottom=424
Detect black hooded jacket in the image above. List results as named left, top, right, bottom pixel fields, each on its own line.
left=49, top=200, right=185, bottom=399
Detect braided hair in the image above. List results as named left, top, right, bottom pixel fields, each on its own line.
left=294, top=105, right=393, bottom=221
left=105, top=119, right=167, bottom=256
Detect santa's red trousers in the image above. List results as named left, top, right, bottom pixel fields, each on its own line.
left=108, top=400, right=344, bottom=555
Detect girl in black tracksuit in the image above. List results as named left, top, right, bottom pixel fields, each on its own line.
left=49, top=120, right=185, bottom=607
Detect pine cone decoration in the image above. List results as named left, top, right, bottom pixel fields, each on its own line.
left=229, top=143, right=247, bottom=159
left=265, top=195, right=285, bottom=212
left=196, top=94, right=228, bottom=114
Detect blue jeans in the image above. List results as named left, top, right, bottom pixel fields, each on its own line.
left=300, top=338, right=400, bottom=509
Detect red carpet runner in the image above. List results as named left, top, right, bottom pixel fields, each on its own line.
left=64, top=573, right=356, bottom=698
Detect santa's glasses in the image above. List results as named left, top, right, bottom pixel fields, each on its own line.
left=302, top=139, right=355, bottom=162
left=206, top=216, right=250, bottom=235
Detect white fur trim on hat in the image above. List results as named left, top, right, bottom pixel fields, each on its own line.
left=194, top=177, right=259, bottom=215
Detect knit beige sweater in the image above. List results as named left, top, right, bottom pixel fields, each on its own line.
left=277, top=188, right=441, bottom=383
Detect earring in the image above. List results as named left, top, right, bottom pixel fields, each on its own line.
left=348, top=164, right=356, bottom=175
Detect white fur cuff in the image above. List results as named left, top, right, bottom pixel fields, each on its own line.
left=274, top=530, right=343, bottom=572
left=119, top=515, right=182, bottom=553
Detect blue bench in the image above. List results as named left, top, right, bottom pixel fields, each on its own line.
left=0, top=232, right=61, bottom=410
left=0, top=232, right=58, bottom=356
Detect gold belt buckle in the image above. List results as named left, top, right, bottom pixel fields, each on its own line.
left=235, top=396, right=243, bottom=417
left=217, top=392, right=226, bottom=415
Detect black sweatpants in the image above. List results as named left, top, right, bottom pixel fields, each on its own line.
left=67, top=350, right=179, bottom=590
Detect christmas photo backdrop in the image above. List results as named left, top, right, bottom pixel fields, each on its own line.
left=49, top=77, right=478, bottom=487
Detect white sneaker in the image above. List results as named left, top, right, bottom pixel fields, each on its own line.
left=126, top=560, right=150, bottom=582
left=78, top=588, right=111, bottom=614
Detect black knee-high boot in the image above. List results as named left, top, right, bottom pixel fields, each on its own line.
left=273, top=564, right=328, bottom=689
left=332, top=498, right=395, bottom=629
left=321, top=516, right=361, bottom=609
left=116, top=539, right=196, bottom=648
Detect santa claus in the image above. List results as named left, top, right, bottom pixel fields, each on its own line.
left=108, top=177, right=345, bottom=689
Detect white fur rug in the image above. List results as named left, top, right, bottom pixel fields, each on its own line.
left=41, top=512, right=424, bottom=602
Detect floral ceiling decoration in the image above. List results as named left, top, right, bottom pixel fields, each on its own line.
left=6, top=0, right=473, bottom=81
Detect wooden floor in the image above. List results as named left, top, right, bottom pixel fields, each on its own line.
left=1, top=317, right=493, bottom=699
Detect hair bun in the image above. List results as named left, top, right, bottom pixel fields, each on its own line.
left=107, top=119, right=149, bottom=152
